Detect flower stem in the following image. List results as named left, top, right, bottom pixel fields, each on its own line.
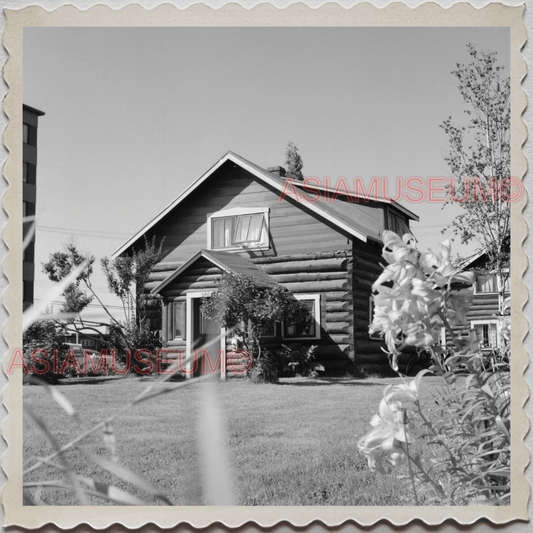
left=437, top=309, right=463, bottom=351
left=403, top=431, right=419, bottom=506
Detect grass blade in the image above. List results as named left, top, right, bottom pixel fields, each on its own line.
left=28, top=377, right=79, bottom=421
left=77, top=476, right=150, bottom=505
left=24, top=406, right=88, bottom=505
left=80, top=449, right=173, bottom=505
left=103, top=422, right=118, bottom=463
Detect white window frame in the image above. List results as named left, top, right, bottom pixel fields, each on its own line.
left=473, top=269, right=510, bottom=295
left=207, top=207, right=270, bottom=252
left=167, top=300, right=186, bottom=341
left=473, top=272, right=498, bottom=295
left=282, top=294, right=321, bottom=341
left=471, top=319, right=500, bottom=350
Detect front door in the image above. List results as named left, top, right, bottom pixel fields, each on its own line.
left=186, top=292, right=224, bottom=378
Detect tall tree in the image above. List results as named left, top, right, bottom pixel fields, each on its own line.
left=42, top=243, right=95, bottom=314
left=285, top=141, right=304, bottom=181
left=441, top=44, right=510, bottom=310
left=42, top=237, right=164, bottom=371
left=101, top=236, right=164, bottom=328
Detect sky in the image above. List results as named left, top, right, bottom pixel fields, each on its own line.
left=23, top=26, right=510, bottom=323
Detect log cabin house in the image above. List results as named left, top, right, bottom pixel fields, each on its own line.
left=113, top=151, right=419, bottom=376
left=458, top=251, right=510, bottom=352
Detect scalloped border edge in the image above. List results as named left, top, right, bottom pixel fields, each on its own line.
left=1, top=2, right=529, bottom=529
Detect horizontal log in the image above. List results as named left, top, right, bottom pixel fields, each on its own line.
left=468, top=304, right=500, bottom=312
left=173, top=274, right=222, bottom=284
left=353, top=330, right=374, bottom=340
left=325, top=312, right=352, bottom=323
left=352, top=290, right=373, bottom=300
left=352, top=317, right=370, bottom=330
left=324, top=291, right=350, bottom=301
left=281, top=280, right=348, bottom=293
left=325, top=301, right=349, bottom=312
left=260, top=258, right=347, bottom=274
left=323, top=322, right=353, bottom=335
left=314, top=344, right=351, bottom=356
left=356, top=354, right=390, bottom=365
left=185, top=266, right=224, bottom=277
left=252, top=251, right=351, bottom=264
left=354, top=340, right=386, bottom=353
left=149, top=271, right=174, bottom=282
left=352, top=278, right=374, bottom=290
left=354, top=270, right=380, bottom=284
left=271, top=271, right=348, bottom=284
left=326, top=334, right=352, bottom=344
left=467, top=312, right=499, bottom=319
left=153, top=262, right=184, bottom=272
left=151, top=280, right=220, bottom=292
left=353, top=255, right=384, bottom=274
left=473, top=294, right=499, bottom=301
left=354, top=247, right=385, bottom=265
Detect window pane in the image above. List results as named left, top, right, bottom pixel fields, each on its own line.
left=173, top=302, right=184, bottom=338
left=234, top=214, right=263, bottom=244
left=476, top=275, right=496, bottom=293
left=23, top=162, right=28, bottom=183
left=284, top=298, right=317, bottom=338
left=212, top=217, right=235, bottom=248
left=474, top=323, right=498, bottom=349
left=247, top=214, right=263, bottom=242
left=23, top=124, right=29, bottom=144
left=234, top=215, right=251, bottom=243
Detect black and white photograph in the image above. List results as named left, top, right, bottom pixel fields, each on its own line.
left=3, top=1, right=529, bottom=529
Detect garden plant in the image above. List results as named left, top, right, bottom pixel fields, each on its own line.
left=358, top=230, right=511, bottom=506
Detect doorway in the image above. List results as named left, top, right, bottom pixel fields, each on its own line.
left=186, top=292, right=226, bottom=378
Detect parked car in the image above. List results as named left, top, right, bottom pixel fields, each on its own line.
left=64, top=343, right=109, bottom=377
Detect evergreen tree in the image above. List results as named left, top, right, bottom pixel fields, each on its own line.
left=285, top=141, right=304, bottom=181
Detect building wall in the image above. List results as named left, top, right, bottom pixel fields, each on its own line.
left=23, top=104, right=45, bottom=310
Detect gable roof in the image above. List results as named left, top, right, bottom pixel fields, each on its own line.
left=151, top=249, right=280, bottom=294
left=113, top=151, right=418, bottom=258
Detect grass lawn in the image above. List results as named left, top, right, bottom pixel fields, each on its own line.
left=23, top=375, right=443, bottom=506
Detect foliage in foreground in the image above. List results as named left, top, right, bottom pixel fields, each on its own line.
left=201, top=273, right=307, bottom=369
left=359, top=230, right=511, bottom=506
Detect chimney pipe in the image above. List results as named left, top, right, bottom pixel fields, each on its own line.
left=267, top=166, right=286, bottom=178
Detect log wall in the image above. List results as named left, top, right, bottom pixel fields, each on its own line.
left=251, top=251, right=354, bottom=367
left=351, top=239, right=389, bottom=368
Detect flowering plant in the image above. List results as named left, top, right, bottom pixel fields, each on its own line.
left=359, top=232, right=510, bottom=506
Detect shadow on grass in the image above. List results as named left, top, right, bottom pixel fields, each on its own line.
left=278, top=378, right=379, bottom=387
left=56, top=376, right=127, bottom=386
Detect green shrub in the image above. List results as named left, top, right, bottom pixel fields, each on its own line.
left=23, top=321, right=70, bottom=383
left=249, top=351, right=279, bottom=384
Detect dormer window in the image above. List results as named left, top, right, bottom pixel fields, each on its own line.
left=207, top=207, right=269, bottom=251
